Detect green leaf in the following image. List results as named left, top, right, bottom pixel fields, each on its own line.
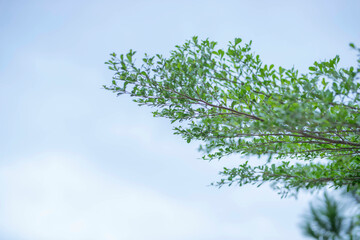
left=234, top=38, right=242, bottom=46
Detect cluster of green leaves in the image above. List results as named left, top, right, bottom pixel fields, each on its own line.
left=105, top=37, right=360, bottom=197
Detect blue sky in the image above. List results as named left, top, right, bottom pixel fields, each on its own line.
left=0, top=0, right=359, bottom=239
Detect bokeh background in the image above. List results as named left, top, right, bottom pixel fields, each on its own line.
left=1, top=0, right=359, bottom=239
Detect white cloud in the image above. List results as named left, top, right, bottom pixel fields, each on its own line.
left=0, top=153, right=212, bottom=240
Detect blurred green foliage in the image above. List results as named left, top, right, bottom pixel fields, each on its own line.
left=301, top=191, right=360, bottom=239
